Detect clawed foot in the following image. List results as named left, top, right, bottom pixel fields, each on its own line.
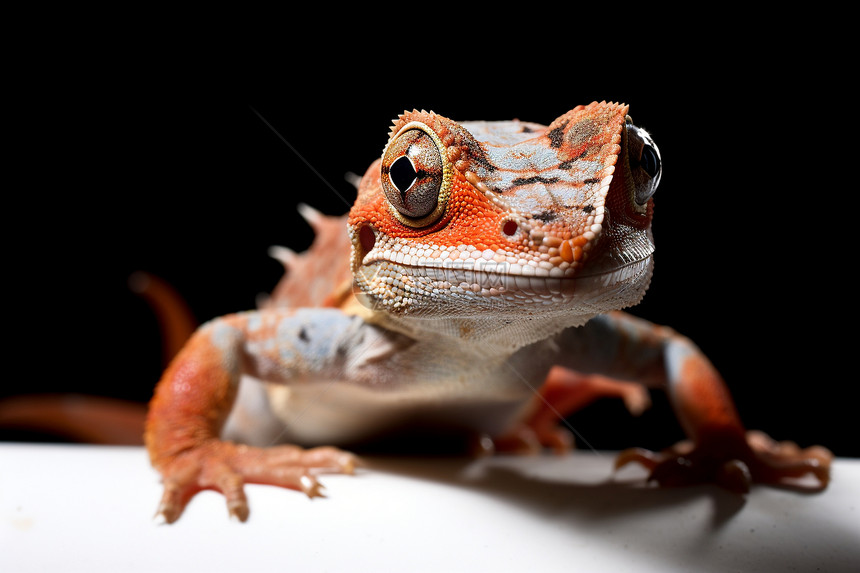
left=153, top=440, right=359, bottom=523
left=615, top=430, right=832, bottom=493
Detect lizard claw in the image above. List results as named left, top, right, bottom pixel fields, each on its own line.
left=299, top=474, right=325, bottom=498
left=152, top=441, right=358, bottom=523
left=615, top=431, right=832, bottom=493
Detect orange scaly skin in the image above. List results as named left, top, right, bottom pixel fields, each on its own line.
left=146, top=311, right=358, bottom=523
left=145, top=102, right=831, bottom=523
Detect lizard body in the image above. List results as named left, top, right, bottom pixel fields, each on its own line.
left=146, top=102, right=831, bottom=523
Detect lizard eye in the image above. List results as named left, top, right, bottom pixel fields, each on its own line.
left=627, top=124, right=662, bottom=207
left=634, top=143, right=661, bottom=205
left=381, top=125, right=450, bottom=227
left=640, top=144, right=661, bottom=180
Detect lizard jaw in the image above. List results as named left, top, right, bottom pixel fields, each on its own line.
left=353, top=248, right=653, bottom=319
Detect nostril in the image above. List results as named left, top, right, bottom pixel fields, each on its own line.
left=359, top=224, right=376, bottom=253
left=502, top=220, right=518, bottom=236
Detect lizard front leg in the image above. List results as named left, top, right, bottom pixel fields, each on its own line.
left=145, top=309, right=359, bottom=523
left=554, top=312, right=832, bottom=492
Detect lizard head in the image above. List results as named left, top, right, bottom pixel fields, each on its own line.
left=348, top=102, right=661, bottom=339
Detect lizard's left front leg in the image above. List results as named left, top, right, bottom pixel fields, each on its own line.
left=557, top=312, right=832, bottom=492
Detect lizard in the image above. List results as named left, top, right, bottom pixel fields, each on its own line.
left=145, top=101, right=832, bottom=523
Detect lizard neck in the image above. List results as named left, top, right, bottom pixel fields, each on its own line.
left=354, top=298, right=595, bottom=357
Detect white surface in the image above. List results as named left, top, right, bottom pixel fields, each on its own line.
left=1, top=443, right=858, bottom=572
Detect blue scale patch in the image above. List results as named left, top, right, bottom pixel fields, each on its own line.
left=275, top=309, right=353, bottom=369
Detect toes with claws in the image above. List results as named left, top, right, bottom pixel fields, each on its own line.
left=615, top=430, right=832, bottom=493
left=153, top=440, right=359, bottom=523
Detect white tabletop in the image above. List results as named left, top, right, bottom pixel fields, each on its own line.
left=1, top=443, right=858, bottom=572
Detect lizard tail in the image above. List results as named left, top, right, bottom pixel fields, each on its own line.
left=128, top=271, right=198, bottom=365
left=0, top=394, right=147, bottom=445
left=0, top=273, right=197, bottom=445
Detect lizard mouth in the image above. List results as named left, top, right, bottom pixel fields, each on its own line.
left=354, top=250, right=654, bottom=316
left=351, top=221, right=654, bottom=316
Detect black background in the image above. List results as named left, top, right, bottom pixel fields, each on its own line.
left=9, top=27, right=855, bottom=457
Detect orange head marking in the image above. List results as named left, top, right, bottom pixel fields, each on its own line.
left=348, top=103, right=662, bottom=322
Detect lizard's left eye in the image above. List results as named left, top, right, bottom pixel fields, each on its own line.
left=627, top=124, right=662, bottom=207
left=381, top=125, right=450, bottom=227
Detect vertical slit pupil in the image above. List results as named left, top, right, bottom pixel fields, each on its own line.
left=640, top=145, right=660, bottom=178
left=390, top=155, right=417, bottom=194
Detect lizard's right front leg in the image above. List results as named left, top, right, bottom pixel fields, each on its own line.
left=144, top=310, right=357, bottom=523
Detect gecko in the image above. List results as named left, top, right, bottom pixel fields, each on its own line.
left=145, top=102, right=831, bottom=523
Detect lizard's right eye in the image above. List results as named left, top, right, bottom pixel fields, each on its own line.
left=381, top=125, right=450, bottom=228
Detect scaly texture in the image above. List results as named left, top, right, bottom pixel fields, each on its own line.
left=347, top=103, right=654, bottom=351
left=145, top=102, right=831, bottom=524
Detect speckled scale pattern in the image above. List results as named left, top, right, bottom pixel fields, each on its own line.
left=347, top=102, right=654, bottom=342
left=144, top=102, right=833, bottom=526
